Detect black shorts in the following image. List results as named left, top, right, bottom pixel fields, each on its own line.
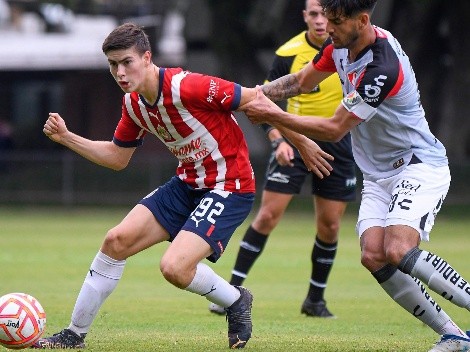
left=264, top=134, right=357, bottom=202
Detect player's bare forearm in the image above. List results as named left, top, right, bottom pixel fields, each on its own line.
left=261, top=74, right=302, bottom=102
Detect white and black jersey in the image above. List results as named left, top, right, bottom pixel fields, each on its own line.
left=313, top=26, right=447, bottom=182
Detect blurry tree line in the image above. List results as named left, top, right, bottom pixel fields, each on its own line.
left=3, top=0, right=470, bottom=160
left=386, top=0, right=470, bottom=161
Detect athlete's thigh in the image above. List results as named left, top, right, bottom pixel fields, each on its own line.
left=182, top=189, right=255, bottom=263
left=360, top=226, right=387, bottom=272
left=385, top=164, right=450, bottom=241
left=356, top=180, right=390, bottom=237
left=163, top=229, right=213, bottom=270
left=103, top=204, right=170, bottom=259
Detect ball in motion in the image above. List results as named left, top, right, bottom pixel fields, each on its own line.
left=0, top=293, right=46, bottom=349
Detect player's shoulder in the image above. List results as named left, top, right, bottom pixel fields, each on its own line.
left=368, top=26, right=404, bottom=61
left=275, top=31, right=310, bottom=57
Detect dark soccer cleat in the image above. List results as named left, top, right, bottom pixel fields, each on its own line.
left=31, top=328, right=86, bottom=349
left=301, top=298, right=336, bottom=318
left=226, top=286, right=253, bottom=349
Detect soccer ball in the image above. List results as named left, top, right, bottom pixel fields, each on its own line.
left=0, top=293, right=46, bottom=349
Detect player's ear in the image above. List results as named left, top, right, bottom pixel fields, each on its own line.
left=143, top=50, right=152, bottom=66
left=358, top=12, right=369, bottom=30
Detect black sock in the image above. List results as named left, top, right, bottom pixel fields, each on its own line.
left=307, top=235, right=337, bottom=302
left=230, top=225, right=268, bottom=286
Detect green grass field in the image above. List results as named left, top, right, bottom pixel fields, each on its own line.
left=1, top=205, right=469, bottom=351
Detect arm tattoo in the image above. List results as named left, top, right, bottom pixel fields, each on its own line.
left=261, top=74, right=302, bottom=102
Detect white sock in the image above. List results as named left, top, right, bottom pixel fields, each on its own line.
left=68, top=251, right=125, bottom=335
left=411, top=250, right=470, bottom=310
left=185, top=262, right=240, bottom=307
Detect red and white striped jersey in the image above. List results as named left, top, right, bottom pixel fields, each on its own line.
left=113, top=67, right=255, bottom=193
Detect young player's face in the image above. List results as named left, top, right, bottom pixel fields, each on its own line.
left=303, top=0, right=329, bottom=47
left=106, top=47, right=150, bottom=93
left=325, top=11, right=361, bottom=50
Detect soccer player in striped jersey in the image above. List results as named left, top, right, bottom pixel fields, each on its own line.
left=242, top=0, right=470, bottom=351
left=209, top=0, right=356, bottom=319
left=34, top=22, right=334, bottom=350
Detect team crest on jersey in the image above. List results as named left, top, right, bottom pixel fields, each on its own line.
left=347, top=71, right=358, bottom=86
left=343, top=90, right=363, bottom=109
left=156, top=125, right=173, bottom=141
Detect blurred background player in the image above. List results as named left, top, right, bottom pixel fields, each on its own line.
left=209, top=0, right=356, bottom=318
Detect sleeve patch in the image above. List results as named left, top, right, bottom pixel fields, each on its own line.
left=342, top=90, right=376, bottom=121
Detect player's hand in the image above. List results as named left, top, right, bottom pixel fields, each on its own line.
left=241, top=86, right=283, bottom=125
left=275, top=141, right=294, bottom=167
left=43, top=112, right=68, bottom=143
left=296, top=139, right=333, bottom=179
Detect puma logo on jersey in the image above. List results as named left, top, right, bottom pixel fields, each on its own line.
left=221, top=92, right=231, bottom=104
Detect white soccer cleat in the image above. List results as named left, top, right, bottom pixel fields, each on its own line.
left=208, top=302, right=226, bottom=315
left=428, top=331, right=470, bottom=352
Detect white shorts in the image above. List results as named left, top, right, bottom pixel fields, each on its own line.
left=356, top=164, right=450, bottom=241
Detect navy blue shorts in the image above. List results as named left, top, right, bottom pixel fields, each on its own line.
left=139, top=176, right=255, bottom=263
left=264, top=135, right=357, bottom=201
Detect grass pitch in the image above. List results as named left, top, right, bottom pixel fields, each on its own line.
left=1, top=204, right=469, bottom=351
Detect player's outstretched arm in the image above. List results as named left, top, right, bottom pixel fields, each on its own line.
left=239, top=90, right=333, bottom=178
left=43, top=112, right=136, bottom=171
left=260, top=63, right=331, bottom=102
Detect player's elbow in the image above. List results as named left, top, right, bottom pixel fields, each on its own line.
left=107, top=158, right=130, bottom=171
left=298, top=77, right=313, bottom=94
left=111, top=161, right=129, bottom=171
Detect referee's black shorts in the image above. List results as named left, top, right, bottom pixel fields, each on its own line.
left=264, top=133, right=357, bottom=202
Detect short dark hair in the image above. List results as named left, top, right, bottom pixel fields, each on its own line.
left=102, top=22, right=151, bottom=55
left=319, top=0, right=377, bottom=18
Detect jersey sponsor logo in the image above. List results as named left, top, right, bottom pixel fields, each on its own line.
left=206, top=79, right=219, bottom=103
left=343, top=90, right=363, bottom=109
left=168, top=137, right=210, bottom=162
left=364, top=75, right=387, bottom=103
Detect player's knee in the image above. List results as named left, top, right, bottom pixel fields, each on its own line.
left=360, top=249, right=386, bottom=272
left=160, top=257, right=186, bottom=288
left=317, top=220, right=340, bottom=241
left=254, top=208, right=280, bottom=230
left=384, top=246, right=407, bottom=267
left=102, top=228, right=128, bottom=259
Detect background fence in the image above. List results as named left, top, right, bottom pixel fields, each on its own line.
left=2, top=151, right=470, bottom=206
